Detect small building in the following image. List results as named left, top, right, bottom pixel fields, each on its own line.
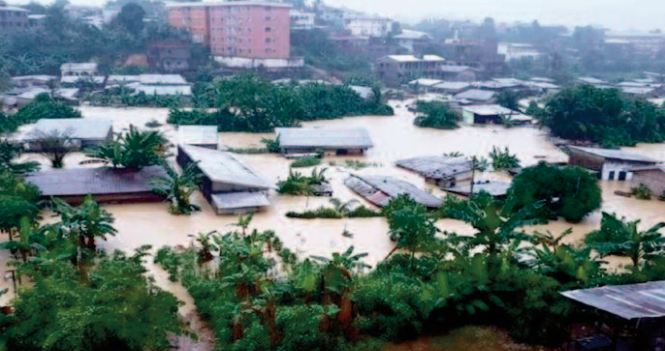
left=396, top=156, right=473, bottom=188
left=432, top=81, right=471, bottom=94
left=23, top=118, right=113, bottom=150
left=290, top=10, right=316, bottom=30
left=631, top=165, right=665, bottom=197
left=567, top=146, right=659, bottom=181
left=176, top=144, right=271, bottom=215
left=11, top=75, right=57, bottom=88
left=0, top=5, right=29, bottom=30
left=375, top=55, right=446, bottom=85
left=453, top=89, right=496, bottom=104
left=344, top=16, right=393, bottom=38
left=462, top=104, right=531, bottom=125
left=26, top=166, right=168, bottom=204
left=437, top=65, right=477, bottom=82
left=444, top=180, right=512, bottom=199
left=177, top=126, right=219, bottom=149
left=275, top=127, right=373, bottom=156
left=562, top=281, right=665, bottom=350
left=394, top=29, right=432, bottom=53
left=407, top=78, right=443, bottom=92
left=344, top=174, right=442, bottom=208
left=106, top=74, right=192, bottom=97
left=147, top=39, right=192, bottom=73
left=60, top=62, right=98, bottom=77
left=60, top=75, right=106, bottom=87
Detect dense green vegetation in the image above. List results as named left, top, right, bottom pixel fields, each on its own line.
left=413, top=100, right=461, bottom=129
left=539, top=85, right=665, bottom=147
left=151, top=163, right=202, bottom=215
left=0, top=94, right=81, bottom=133
left=290, top=156, right=322, bottom=168
left=86, top=126, right=167, bottom=170
left=291, top=29, right=372, bottom=77
left=277, top=168, right=329, bottom=196
left=489, top=146, right=521, bottom=171
left=168, top=75, right=393, bottom=132
left=88, top=89, right=186, bottom=108
left=153, top=193, right=665, bottom=350
left=506, top=162, right=602, bottom=223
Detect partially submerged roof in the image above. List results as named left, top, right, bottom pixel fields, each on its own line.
left=445, top=181, right=511, bottom=198
left=408, top=78, right=443, bottom=87
left=396, top=156, right=473, bottom=180
left=568, top=146, right=658, bottom=164
left=178, top=126, right=219, bottom=146
left=463, top=104, right=515, bottom=116
left=439, top=65, right=472, bottom=73
left=25, top=118, right=112, bottom=141
left=60, top=62, right=98, bottom=71
left=381, top=54, right=444, bottom=63
left=349, top=85, right=374, bottom=100
left=130, top=84, right=192, bottom=96
left=178, top=144, right=271, bottom=189
left=276, top=127, right=373, bottom=150
left=454, top=89, right=495, bottom=101
left=60, top=76, right=105, bottom=85
left=562, top=281, right=665, bottom=320
left=434, top=81, right=471, bottom=91
left=578, top=76, right=606, bottom=85
left=26, top=166, right=167, bottom=197
left=344, top=175, right=442, bottom=208
left=211, top=192, right=270, bottom=210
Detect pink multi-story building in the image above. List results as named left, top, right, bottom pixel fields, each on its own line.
left=167, top=1, right=301, bottom=68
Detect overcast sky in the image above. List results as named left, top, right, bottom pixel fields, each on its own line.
left=10, top=0, right=665, bottom=32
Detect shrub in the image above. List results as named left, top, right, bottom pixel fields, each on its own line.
left=631, top=184, right=652, bottom=200
left=291, top=156, right=321, bottom=168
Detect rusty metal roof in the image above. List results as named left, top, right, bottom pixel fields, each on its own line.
left=561, top=281, right=665, bottom=320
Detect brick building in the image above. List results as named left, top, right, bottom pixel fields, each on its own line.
left=0, top=5, right=29, bottom=30
left=147, top=39, right=191, bottom=72
left=167, top=1, right=300, bottom=68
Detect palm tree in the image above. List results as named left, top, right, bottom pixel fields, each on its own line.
left=489, top=146, right=520, bottom=171
left=528, top=229, right=601, bottom=284
left=151, top=163, right=201, bottom=215
left=52, top=196, right=117, bottom=252
left=231, top=213, right=254, bottom=236
left=32, top=129, right=74, bottom=169
left=86, top=125, right=166, bottom=170
left=585, top=212, right=665, bottom=270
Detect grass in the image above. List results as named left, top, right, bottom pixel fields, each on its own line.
left=291, top=156, right=322, bottom=168
left=286, top=205, right=382, bottom=219
left=226, top=147, right=270, bottom=154
left=328, top=160, right=381, bottom=170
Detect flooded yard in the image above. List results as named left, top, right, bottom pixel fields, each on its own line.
left=3, top=101, right=665, bottom=319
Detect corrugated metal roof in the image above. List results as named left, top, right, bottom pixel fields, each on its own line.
left=463, top=104, right=515, bottom=116
left=178, top=126, right=219, bottom=146
left=26, top=166, right=167, bottom=196
left=179, top=144, right=271, bottom=190
left=444, top=181, right=511, bottom=198
left=211, top=192, right=270, bottom=210
left=569, top=146, right=658, bottom=164
left=25, top=118, right=112, bottom=141
left=562, top=281, right=665, bottom=320
left=454, top=89, right=495, bottom=101
left=396, top=156, right=473, bottom=181
left=276, top=127, right=373, bottom=149
left=344, top=175, right=442, bottom=208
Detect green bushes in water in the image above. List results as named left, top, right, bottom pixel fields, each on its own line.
left=631, top=184, right=652, bottom=200
left=286, top=199, right=382, bottom=219
left=277, top=168, right=328, bottom=196
left=153, top=193, right=665, bottom=350
left=291, top=156, right=322, bottom=168
left=413, top=100, right=461, bottom=130
left=168, top=75, right=394, bottom=133
left=1, top=94, right=81, bottom=133
left=539, top=85, right=665, bottom=147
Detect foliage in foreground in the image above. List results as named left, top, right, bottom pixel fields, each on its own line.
left=86, top=126, right=167, bottom=170
left=151, top=163, right=202, bottom=215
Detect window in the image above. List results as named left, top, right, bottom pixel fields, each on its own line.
left=618, top=171, right=627, bottom=181
left=265, top=27, right=271, bottom=32
left=608, top=171, right=615, bottom=180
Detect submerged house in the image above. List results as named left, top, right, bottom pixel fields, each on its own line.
left=461, top=104, right=532, bottom=125
left=26, top=166, right=167, bottom=204
left=444, top=180, right=512, bottom=199
left=177, top=125, right=219, bottom=149
left=567, top=146, right=659, bottom=181
left=275, top=127, right=373, bottom=156
left=177, top=144, right=271, bottom=215
left=396, top=156, right=473, bottom=188
left=344, top=175, right=442, bottom=208
left=631, top=165, right=665, bottom=197
left=22, top=118, right=113, bottom=151
left=562, top=281, right=665, bottom=350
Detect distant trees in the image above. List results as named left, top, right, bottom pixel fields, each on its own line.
left=1, top=94, right=82, bottom=133
left=413, top=100, right=460, bottom=129
left=507, top=162, right=602, bottom=223
left=539, top=85, right=665, bottom=147
left=496, top=90, right=520, bottom=110
left=112, top=3, right=146, bottom=34
left=169, top=75, right=393, bottom=132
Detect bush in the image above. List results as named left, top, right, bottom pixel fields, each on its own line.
left=413, top=100, right=460, bottom=129
left=631, top=184, right=652, bottom=200
left=4, top=94, right=81, bottom=133
left=291, top=156, right=321, bottom=168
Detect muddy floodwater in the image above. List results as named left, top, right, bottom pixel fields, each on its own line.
left=3, top=101, right=665, bottom=315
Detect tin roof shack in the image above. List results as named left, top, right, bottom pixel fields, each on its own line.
left=396, top=156, right=473, bottom=188
left=26, top=166, right=167, bottom=204
left=176, top=144, right=271, bottom=215
left=275, top=127, right=373, bottom=156
left=344, top=175, right=442, bottom=208
left=177, top=125, right=219, bottom=149
left=631, top=165, right=665, bottom=198
left=22, top=118, right=113, bottom=151
left=562, top=281, right=665, bottom=350
left=453, top=89, right=496, bottom=105
left=462, top=104, right=532, bottom=125
left=444, top=180, right=512, bottom=199
left=567, top=146, right=659, bottom=181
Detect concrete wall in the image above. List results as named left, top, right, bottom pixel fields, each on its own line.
left=633, top=170, right=665, bottom=196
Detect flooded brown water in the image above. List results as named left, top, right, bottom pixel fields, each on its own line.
left=2, top=102, right=665, bottom=328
